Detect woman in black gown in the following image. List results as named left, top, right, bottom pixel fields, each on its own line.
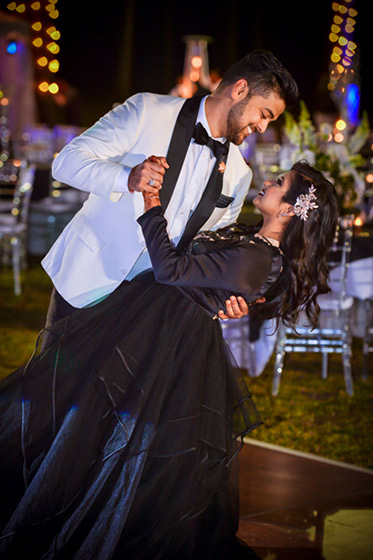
left=0, top=161, right=338, bottom=559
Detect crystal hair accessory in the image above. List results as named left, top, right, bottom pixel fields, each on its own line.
left=293, top=185, right=318, bottom=221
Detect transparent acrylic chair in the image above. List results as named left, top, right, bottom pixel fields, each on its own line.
left=362, top=299, right=373, bottom=379
left=0, top=164, right=36, bottom=295
left=272, top=215, right=355, bottom=396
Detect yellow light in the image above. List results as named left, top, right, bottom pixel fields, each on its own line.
left=338, top=36, right=348, bottom=46
left=46, top=3, right=54, bottom=11
left=339, top=5, right=347, bottom=13
left=349, top=8, right=358, bottom=17
left=328, top=83, right=335, bottom=91
left=366, top=173, right=373, bottom=183
left=332, top=2, right=340, bottom=11
left=32, top=37, right=43, bottom=47
left=39, top=81, right=49, bottom=92
left=16, top=3, right=26, bottom=13
left=348, top=41, right=357, bottom=50
left=329, top=33, right=338, bottom=42
left=49, top=10, right=59, bottom=19
left=47, top=42, right=60, bottom=54
left=331, top=24, right=341, bottom=33
left=37, top=56, right=48, bottom=67
left=331, top=53, right=340, bottom=63
left=191, top=56, right=203, bottom=68
left=333, top=15, right=343, bottom=24
left=7, top=2, right=16, bottom=10
left=333, top=46, right=342, bottom=55
left=32, top=22, right=42, bottom=31
left=49, top=83, right=59, bottom=94
left=335, top=132, right=344, bottom=143
left=46, top=26, right=61, bottom=40
left=48, top=59, right=59, bottom=72
left=336, top=64, right=344, bottom=73
left=336, top=119, right=346, bottom=130
left=347, top=17, right=356, bottom=25
left=31, top=1, right=41, bottom=9
left=354, top=216, right=363, bottom=227
left=342, top=58, right=351, bottom=67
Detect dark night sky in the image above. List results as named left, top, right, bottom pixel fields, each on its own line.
left=2, top=0, right=372, bottom=127
left=54, top=0, right=371, bottom=127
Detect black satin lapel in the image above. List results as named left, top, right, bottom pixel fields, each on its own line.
left=176, top=156, right=227, bottom=254
left=160, top=96, right=203, bottom=210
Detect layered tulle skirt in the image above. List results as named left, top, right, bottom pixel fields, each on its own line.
left=0, top=271, right=262, bottom=559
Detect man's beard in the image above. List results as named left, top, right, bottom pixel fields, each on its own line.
left=226, top=98, right=249, bottom=145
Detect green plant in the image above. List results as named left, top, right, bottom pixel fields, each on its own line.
left=282, top=100, right=370, bottom=213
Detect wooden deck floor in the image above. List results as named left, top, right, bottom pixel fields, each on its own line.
left=237, top=439, right=373, bottom=560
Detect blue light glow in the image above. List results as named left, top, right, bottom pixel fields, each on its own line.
left=6, top=40, right=17, bottom=54
left=346, top=83, right=360, bottom=126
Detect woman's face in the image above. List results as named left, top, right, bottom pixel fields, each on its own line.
left=253, top=171, right=294, bottom=218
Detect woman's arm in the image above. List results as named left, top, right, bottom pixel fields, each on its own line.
left=137, top=204, right=272, bottom=297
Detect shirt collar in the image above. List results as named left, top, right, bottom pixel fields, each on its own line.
left=196, top=96, right=226, bottom=143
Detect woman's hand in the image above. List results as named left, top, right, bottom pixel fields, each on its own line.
left=143, top=191, right=161, bottom=212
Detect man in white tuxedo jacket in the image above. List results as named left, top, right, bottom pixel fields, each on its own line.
left=42, top=50, right=298, bottom=326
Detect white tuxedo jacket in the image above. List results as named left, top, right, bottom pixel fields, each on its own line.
left=42, top=93, right=253, bottom=307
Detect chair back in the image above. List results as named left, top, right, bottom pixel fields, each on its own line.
left=7, top=165, right=36, bottom=225
left=326, top=214, right=354, bottom=303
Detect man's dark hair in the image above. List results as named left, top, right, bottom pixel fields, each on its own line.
left=218, top=50, right=299, bottom=107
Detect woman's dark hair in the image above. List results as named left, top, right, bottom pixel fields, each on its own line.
left=251, top=160, right=339, bottom=329
left=217, top=50, right=299, bottom=107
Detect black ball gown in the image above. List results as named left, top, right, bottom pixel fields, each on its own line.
left=0, top=206, right=284, bottom=559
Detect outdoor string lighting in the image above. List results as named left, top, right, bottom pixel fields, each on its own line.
left=6, top=0, right=61, bottom=96
left=328, top=0, right=360, bottom=136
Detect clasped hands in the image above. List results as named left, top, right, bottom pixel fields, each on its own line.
left=129, top=155, right=249, bottom=320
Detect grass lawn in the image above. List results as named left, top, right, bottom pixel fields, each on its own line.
left=1, top=255, right=372, bottom=470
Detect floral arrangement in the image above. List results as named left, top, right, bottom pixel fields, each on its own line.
left=281, top=100, right=370, bottom=213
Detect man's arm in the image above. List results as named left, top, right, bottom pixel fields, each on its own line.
left=52, top=93, right=166, bottom=200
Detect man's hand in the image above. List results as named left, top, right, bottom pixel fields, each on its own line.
left=129, top=155, right=169, bottom=194
left=218, top=296, right=249, bottom=320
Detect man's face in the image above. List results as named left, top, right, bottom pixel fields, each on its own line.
left=226, top=91, right=285, bottom=145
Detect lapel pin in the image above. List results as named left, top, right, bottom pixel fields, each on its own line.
left=218, top=161, right=226, bottom=173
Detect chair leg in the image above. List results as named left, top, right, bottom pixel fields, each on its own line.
left=11, top=238, right=22, bottom=296
left=362, top=299, right=372, bottom=381
left=247, top=342, right=258, bottom=378
left=272, top=328, right=286, bottom=396
left=342, top=348, right=354, bottom=396
left=322, top=352, right=328, bottom=379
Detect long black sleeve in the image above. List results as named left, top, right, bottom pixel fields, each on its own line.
left=137, top=206, right=277, bottom=300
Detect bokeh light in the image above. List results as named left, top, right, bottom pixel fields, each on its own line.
left=6, top=0, right=62, bottom=97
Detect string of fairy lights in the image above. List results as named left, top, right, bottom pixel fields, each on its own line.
left=328, top=0, right=360, bottom=134
left=6, top=0, right=61, bottom=95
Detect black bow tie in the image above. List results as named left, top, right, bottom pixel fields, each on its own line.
left=192, top=122, right=229, bottom=162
